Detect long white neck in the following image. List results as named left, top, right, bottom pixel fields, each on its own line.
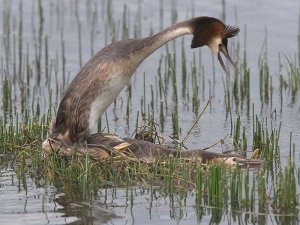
left=130, top=20, right=192, bottom=64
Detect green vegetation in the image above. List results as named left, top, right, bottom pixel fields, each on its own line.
left=0, top=0, right=300, bottom=224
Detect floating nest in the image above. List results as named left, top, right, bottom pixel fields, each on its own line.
left=42, top=133, right=263, bottom=169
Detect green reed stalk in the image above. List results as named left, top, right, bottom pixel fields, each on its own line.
left=61, top=30, right=66, bottom=91
left=181, top=38, right=187, bottom=97
left=191, top=53, right=199, bottom=110
left=13, top=34, right=16, bottom=82
left=150, top=83, right=154, bottom=112
left=171, top=0, right=177, bottom=24
left=75, top=0, right=83, bottom=68
left=90, top=4, right=97, bottom=56
left=159, top=0, right=163, bottom=30
left=207, top=165, right=223, bottom=208
left=134, top=0, right=142, bottom=38
left=122, top=4, right=129, bottom=39
left=3, top=1, right=12, bottom=75
left=258, top=170, right=266, bottom=213
left=298, top=10, right=300, bottom=65
left=105, top=110, right=110, bottom=133
left=126, top=95, right=130, bottom=125
left=18, top=0, right=23, bottom=80
left=233, top=113, right=241, bottom=149
left=195, top=168, right=203, bottom=205
left=143, top=73, right=146, bottom=119
left=272, top=160, right=297, bottom=214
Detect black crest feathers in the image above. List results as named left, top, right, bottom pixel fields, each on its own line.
left=224, top=25, right=240, bottom=38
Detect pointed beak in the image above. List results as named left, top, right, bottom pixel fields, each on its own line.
left=234, top=158, right=264, bottom=169
left=217, top=45, right=237, bottom=76
left=221, top=156, right=264, bottom=169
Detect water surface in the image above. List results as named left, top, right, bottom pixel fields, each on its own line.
left=0, top=0, right=300, bottom=224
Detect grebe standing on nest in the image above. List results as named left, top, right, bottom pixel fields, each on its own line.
left=46, top=17, right=239, bottom=146
left=41, top=17, right=262, bottom=167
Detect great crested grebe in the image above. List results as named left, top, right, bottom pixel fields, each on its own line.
left=42, top=17, right=262, bottom=167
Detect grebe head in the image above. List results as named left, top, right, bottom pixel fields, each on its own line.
left=190, top=17, right=240, bottom=75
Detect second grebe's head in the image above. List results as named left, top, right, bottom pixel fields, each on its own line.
left=190, top=17, right=240, bottom=75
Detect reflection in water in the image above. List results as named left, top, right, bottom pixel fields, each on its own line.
left=0, top=0, right=300, bottom=224
left=0, top=169, right=79, bottom=225
left=57, top=196, right=119, bottom=225
left=64, top=187, right=296, bottom=225
left=1, top=166, right=299, bottom=224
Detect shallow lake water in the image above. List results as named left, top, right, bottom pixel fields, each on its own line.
left=0, top=169, right=78, bottom=225
left=0, top=0, right=300, bottom=224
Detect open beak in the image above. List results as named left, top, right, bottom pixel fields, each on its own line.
left=217, top=44, right=237, bottom=76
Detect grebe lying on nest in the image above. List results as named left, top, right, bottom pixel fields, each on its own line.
left=42, top=17, right=263, bottom=167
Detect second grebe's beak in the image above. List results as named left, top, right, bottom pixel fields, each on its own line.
left=217, top=44, right=237, bottom=76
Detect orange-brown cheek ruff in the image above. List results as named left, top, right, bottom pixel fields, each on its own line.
left=190, top=18, right=239, bottom=76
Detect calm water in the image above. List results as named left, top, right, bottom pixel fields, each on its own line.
left=0, top=169, right=78, bottom=225
left=0, top=0, right=300, bottom=224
